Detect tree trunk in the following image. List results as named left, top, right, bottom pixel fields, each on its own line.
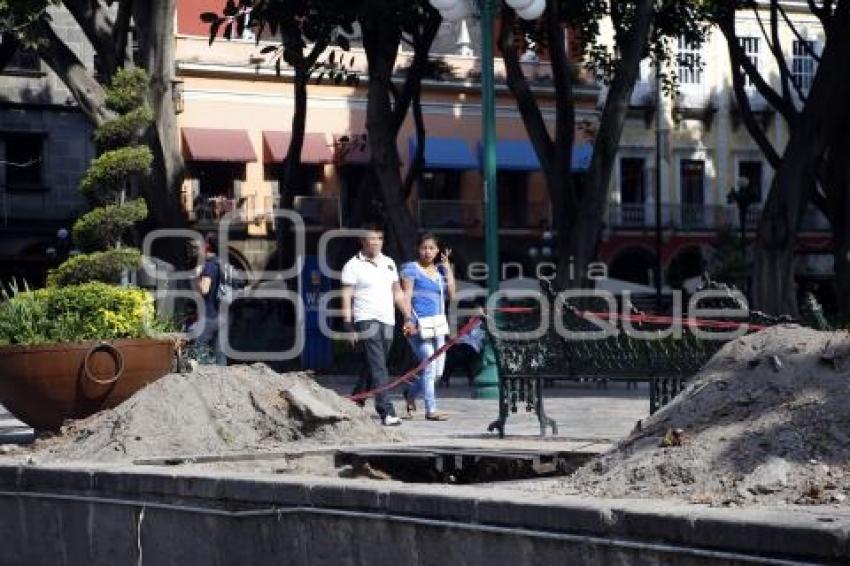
left=828, top=120, right=850, bottom=316
left=0, top=33, right=19, bottom=72
left=566, top=0, right=655, bottom=288
left=131, top=0, right=187, bottom=267
left=360, top=1, right=417, bottom=261
left=281, top=66, right=309, bottom=211
left=501, top=1, right=653, bottom=290
left=751, top=5, right=850, bottom=315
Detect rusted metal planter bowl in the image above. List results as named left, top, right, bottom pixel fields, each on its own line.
left=0, top=338, right=174, bottom=431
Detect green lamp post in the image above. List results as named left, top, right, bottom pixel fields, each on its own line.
left=428, top=0, right=545, bottom=398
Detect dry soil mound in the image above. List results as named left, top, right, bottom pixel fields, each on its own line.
left=32, top=364, right=401, bottom=462
left=539, top=325, right=850, bottom=505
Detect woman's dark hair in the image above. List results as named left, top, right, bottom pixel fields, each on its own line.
left=417, top=232, right=440, bottom=247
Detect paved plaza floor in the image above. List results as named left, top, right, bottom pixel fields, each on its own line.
left=319, top=377, right=649, bottom=446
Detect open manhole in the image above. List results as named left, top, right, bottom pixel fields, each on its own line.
left=334, top=446, right=594, bottom=484
left=134, top=446, right=594, bottom=484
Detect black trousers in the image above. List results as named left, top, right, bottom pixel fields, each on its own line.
left=352, top=320, right=396, bottom=419
left=440, top=343, right=481, bottom=387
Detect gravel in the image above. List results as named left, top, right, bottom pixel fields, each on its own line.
left=524, top=325, right=850, bottom=506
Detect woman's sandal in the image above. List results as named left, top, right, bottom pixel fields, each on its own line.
left=425, top=412, right=449, bottom=421
left=403, top=390, right=417, bottom=417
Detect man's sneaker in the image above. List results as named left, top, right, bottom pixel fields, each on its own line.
left=382, top=415, right=402, bottom=426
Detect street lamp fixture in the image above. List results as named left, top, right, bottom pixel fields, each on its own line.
left=726, top=177, right=759, bottom=249
left=427, top=0, right=545, bottom=398
left=427, top=0, right=546, bottom=294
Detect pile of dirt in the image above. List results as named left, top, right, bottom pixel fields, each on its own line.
left=30, top=364, right=401, bottom=462
left=533, top=325, right=850, bottom=506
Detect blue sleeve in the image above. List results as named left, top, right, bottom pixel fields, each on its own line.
left=400, top=262, right=417, bottom=282
left=201, top=260, right=216, bottom=278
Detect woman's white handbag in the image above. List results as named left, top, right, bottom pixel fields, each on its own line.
left=417, top=314, right=450, bottom=338
left=414, top=268, right=449, bottom=338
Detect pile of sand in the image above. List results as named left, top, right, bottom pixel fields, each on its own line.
left=31, top=364, right=401, bottom=462
left=532, top=325, right=850, bottom=505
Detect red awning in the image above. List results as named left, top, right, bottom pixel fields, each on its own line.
left=181, top=128, right=257, bottom=162
left=333, top=133, right=370, bottom=165
left=263, top=132, right=333, bottom=164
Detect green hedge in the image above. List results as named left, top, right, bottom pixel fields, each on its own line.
left=105, top=68, right=149, bottom=114
left=0, top=282, right=165, bottom=346
left=72, top=198, right=148, bottom=253
left=93, top=106, right=153, bottom=153
left=46, top=248, right=142, bottom=288
left=79, top=145, right=153, bottom=206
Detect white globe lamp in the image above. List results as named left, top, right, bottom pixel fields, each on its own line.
left=517, top=0, right=546, bottom=20
left=505, top=0, right=537, bottom=11
left=430, top=0, right=458, bottom=9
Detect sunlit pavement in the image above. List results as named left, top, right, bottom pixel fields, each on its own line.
left=319, top=378, right=649, bottom=444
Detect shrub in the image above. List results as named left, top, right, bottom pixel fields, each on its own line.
left=79, top=146, right=153, bottom=206
left=93, top=106, right=154, bottom=153
left=105, top=68, right=149, bottom=114
left=72, top=199, right=148, bottom=252
left=0, top=282, right=169, bottom=346
left=47, top=249, right=142, bottom=288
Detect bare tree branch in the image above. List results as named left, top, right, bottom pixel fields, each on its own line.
left=499, top=8, right=554, bottom=173
left=752, top=4, right=804, bottom=108
left=723, top=13, right=797, bottom=124
left=390, top=7, right=440, bottom=132
left=113, top=0, right=134, bottom=69
left=34, top=18, right=112, bottom=126
left=769, top=0, right=795, bottom=105
left=720, top=15, right=782, bottom=168
left=778, top=2, right=821, bottom=63
left=545, top=0, right=577, bottom=208
left=63, top=0, right=121, bottom=76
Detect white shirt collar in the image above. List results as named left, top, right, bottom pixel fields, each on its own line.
left=357, top=251, right=385, bottom=263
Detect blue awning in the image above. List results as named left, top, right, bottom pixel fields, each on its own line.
left=477, top=140, right=593, bottom=172
left=572, top=142, right=592, bottom=171
left=409, top=137, right=478, bottom=170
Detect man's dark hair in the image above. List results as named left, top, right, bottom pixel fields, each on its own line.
left=205, top=233, right=218, bottom=254
left=360, top=221, right=383, bottom=234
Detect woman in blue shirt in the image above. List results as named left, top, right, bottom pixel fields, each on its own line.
left=400, top=233, right=456, bottom=420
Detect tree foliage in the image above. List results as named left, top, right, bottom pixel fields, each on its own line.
left=79, top=146, right=153, bottom=206
left=49, top=67, right=152, bottom=287
left=46, top=248, right=142, bottom=287
left=72, top=198, right=148, bottom=252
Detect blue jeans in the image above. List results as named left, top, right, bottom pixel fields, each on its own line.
left=406, top=334, right=446, bottom=414
left=196, top=316, right=227, bottom=366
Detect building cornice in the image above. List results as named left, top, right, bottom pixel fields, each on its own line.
left=175, top=61, right=601, bottom=102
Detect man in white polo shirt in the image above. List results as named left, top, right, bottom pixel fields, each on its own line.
left=341, top=224, right=413, bottom=426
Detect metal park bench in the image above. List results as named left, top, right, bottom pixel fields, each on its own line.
left=484, top=281, right=815, bottom=438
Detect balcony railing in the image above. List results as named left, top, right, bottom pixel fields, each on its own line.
left=418, top=200, right=483, bottom=231
left=188, top=195, right=256, bottom=224
left=608, top=203, right=830, bottom=233
left=293, top=196, right=341, bottom=228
